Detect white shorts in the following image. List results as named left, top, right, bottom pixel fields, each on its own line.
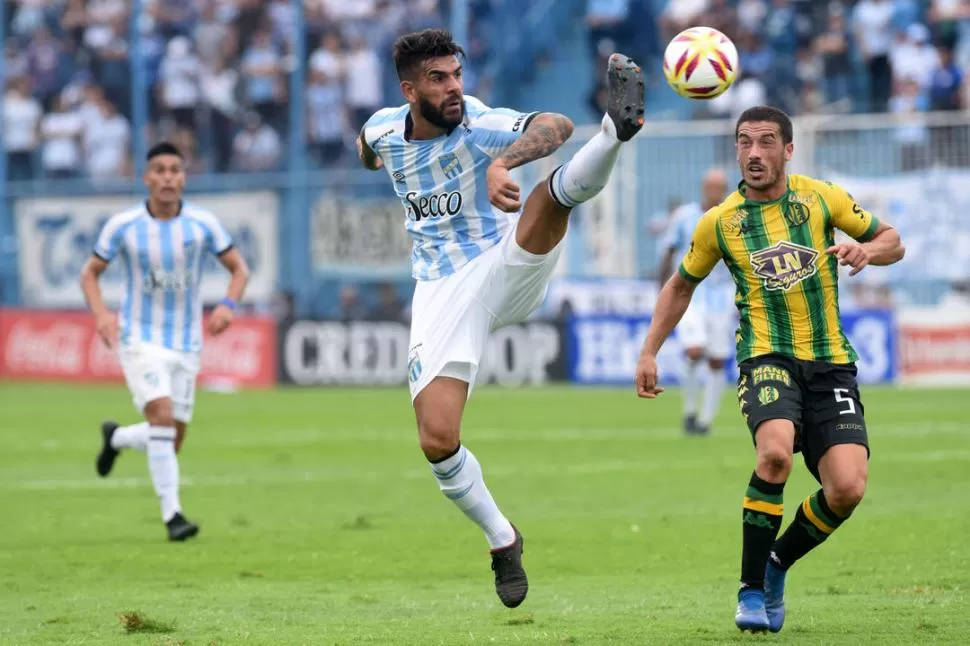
left=118, top=342, right=201, bottom=422
left=677, top=301, right=736, bottom=360
left=407, top=227, right=563, bottom=402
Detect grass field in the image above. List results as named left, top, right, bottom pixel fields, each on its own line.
left=1, top=382, right=968, bottom=645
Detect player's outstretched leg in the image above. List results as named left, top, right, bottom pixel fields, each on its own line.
left=416, top=377, right=526, bottom=607
left=96, top=420, right=151, bottom=477
left=515, top=53, right=644, bottom=256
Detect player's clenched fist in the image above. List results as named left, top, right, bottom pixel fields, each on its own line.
left=207, top=304, right=234, bottom=336
left=95, top=311, right=119, bottom=348
left=826, top=242, right=870, bottom=276
left=635, top=353, right=665, bottom=399
left=487, top=161, right=521, bottom=213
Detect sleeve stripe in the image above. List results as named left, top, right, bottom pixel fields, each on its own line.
left=216, top=244, right=234, bottom=257
left=678, top=264, right=704, bottom=284
left=521, top=112, right=539, bottom=131
left=857, top=215, right=881, bottom=242
left=92, top=250, right=111, bottom=262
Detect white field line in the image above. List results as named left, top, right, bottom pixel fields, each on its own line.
left=3, top=422, right=969, bottom=455
left=4, top=444, right=969, bottom=493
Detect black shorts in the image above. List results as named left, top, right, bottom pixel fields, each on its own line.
left=737, top=353, right=869, bottom=482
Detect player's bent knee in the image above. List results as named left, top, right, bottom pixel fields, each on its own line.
left=754, top=420, right=796, bottom=480
left=685, top=347, right=705, bottom=362
left=825, top=476, right=867, bottom=516
left=708, top=358, right=726, bottom=371
left=418, top=423, right=460, bottom=461
left=143, top=397, right=175, bottom=428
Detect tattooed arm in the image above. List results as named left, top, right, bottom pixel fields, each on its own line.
left=487, top=113, right=574, bottom=212
left=493, top=113, right=574, bottom=170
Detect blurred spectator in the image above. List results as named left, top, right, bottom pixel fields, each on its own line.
left=930, top=44, right=964, bottom=110
left=158, top=36, right=201, bottom=130
left=344, top=34, right=383, bottom=132
left=890, top=24, right=940, bottom=92
left=586, top=0, right=631, bottom=60
left=737, top=0, right=768, bottom=34
left=888, top=78, right=930, bottom=171
left=26, top=26, right=61, bottom=111
left=4, top=77, right=42, bottom=181
left=929, top=45, right=967, bottom=166
left=84, top=98, right=131, bottom=180
left=307, top=69, right=347, bottom=167
left=40, top=95, right=85, bottom=179
left=232, top=112, right=282, bottom=172
left=241, top=27, right=286, bottom=130
left=815, top=11, right=853, bottom=106
left=661, top=0, right=710, bottom=41
left=200, top=55, right=241, bottom=173
left=853, top=0, right=895, bottom=112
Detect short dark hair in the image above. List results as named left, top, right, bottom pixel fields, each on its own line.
left=735, top=106, right=793, bottom=144
left=392, top=28, right=465, bottom=81
left=146, top=141, right=183, bottom=161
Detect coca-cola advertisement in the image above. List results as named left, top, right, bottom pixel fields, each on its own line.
left=0, top=309, right=277, bottom=387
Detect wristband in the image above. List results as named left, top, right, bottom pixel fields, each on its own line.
left=220, top=297, right=237, bottom=310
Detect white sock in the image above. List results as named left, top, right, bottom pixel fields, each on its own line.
left=111, top=422, right=149, bottom=451
left=682, top=359, right=703, bottom=417
left=700, top=365, right=726, bottom=428
left=548, top=114, right=623, bottom=208
left=147, top=426, right=181, bottom=522
left=429, top=445, right=515, bottom=550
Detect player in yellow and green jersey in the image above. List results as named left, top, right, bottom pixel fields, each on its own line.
left=635, top=106, right=905, bottom=633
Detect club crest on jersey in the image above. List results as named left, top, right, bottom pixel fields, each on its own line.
left=750, top=241, right=819, bottom=291
left=438, top=153, right=463, bottom=180
left=784, top=199, right=811, bottom=227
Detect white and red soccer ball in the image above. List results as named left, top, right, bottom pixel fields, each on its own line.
left=663, top=27, right=739, bottom=100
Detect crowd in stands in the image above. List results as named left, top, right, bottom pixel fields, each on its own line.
left=586, top=0, right=969, bottom=123
left=2, top=0, right=508, bottom=181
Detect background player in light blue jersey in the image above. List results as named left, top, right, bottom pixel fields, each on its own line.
left=357, top=29, right=645, bottom=608
left=657, top=169, right=734, bottom=437
left=79, top=142, right=250, bottom=541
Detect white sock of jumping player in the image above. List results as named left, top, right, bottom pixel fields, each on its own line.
left=547, top=115, right=623, bottom=208
left=429, top=445, right=516, bottom=550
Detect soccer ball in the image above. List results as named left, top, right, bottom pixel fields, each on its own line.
left=663, top=27, right=739, bottom=100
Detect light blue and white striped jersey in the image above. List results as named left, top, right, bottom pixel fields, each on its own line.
left=363, top=95, right=537, bottom=281
left=93, top=201, right=233, bottom=353
left=661, top=202, right=736, bottom=314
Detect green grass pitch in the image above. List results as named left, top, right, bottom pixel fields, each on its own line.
left=1, top=382, right=968, bottom=645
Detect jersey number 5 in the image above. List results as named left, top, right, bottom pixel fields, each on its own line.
left=833, top=388, right=856, bottom=415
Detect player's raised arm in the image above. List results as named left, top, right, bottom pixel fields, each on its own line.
left=485, top=112, right=573, bottom=212
left=636, top=212, right=722, bottom=398
left=490, top=112, right=575, bottom=170
left=823, top=184, right=905, bottom=276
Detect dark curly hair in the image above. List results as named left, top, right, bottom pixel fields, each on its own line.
left=392, top=29, right=466, bottom=81
left=735, top=106, right=793, bottom=144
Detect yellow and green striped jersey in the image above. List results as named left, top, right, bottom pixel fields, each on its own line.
left=678, top=174, right=881, bottom=364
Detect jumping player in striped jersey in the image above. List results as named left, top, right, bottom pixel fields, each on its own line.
left=357, top=28, right=645, bottom=608
left=79, top=142, right=250, bottom=541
